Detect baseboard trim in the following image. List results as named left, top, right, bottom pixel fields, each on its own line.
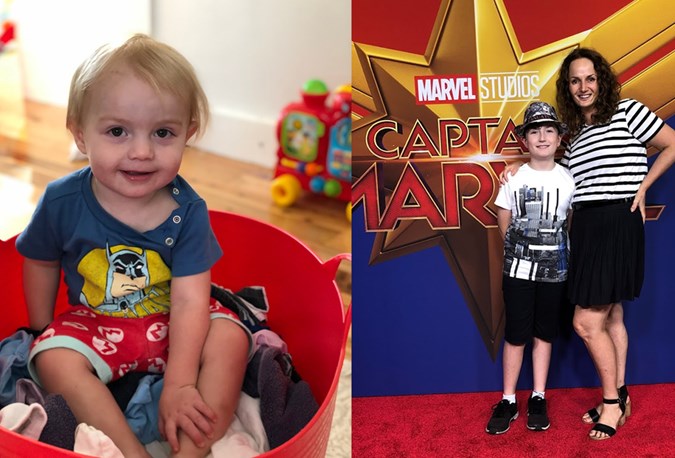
left=192, top=108, right=278, bottom=169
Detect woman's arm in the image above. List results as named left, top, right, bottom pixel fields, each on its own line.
left=633, top=123, right=675, bottom=220
left=498, top=161, right=524, bottom=185
left=22, top=258, right=61, bottom=330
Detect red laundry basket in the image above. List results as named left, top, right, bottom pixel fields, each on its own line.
left=0, top=210, right=351, bottom=457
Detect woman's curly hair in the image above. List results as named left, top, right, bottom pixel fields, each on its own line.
left=555, top=48, right=621, bottom=137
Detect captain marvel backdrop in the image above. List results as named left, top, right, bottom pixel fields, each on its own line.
left=352, top=0, right=675, bottom=396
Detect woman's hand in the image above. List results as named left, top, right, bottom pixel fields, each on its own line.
left=631, top=188, right=646, bottom=223
left=498, top=161, right=524, bottom=185
left=159, top=384, right=217, bottom=453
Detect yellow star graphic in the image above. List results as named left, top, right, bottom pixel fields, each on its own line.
left=352, top=0, right=675, bottom=358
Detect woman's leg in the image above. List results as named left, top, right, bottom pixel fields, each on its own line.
left=581, top=302, right=629, bottom=422
left=573, top=304, right=623, bottom=439
left=606, top=302, right=628, bottom=389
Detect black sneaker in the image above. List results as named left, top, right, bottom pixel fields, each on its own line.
left=486, top=399, right=518, bottom=434
left=527, top=396, right=550, bottom=431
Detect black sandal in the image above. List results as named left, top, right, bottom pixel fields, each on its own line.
left=589, top=398, right=626, bottom=440
left=582, top=385, right=630, bottom=425
left=619, top=385, right=631, bottom=421
left=584, top=406, right=600, bottom=424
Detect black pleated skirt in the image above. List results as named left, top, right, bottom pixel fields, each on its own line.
left=568, top=200, right=644, bottom=308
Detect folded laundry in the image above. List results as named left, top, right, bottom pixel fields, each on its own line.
left=0, top=402, right=47, bottom=439
left=15, top=377, right=47, bottom=405
left=0, top=330, right=33, bottom=407
left=74, top=423, right=124, bottom=458
left=40, top=394, right=78, bottom=451
left=244, top=345, right=319, bottom=449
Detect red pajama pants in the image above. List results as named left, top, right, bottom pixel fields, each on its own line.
left=28, top=301, right=250, bottom=385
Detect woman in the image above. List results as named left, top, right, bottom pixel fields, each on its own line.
left=504, top=47, right=675, bottom=440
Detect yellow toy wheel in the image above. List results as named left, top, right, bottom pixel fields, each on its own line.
left=271, top=174, right=302, bottom=207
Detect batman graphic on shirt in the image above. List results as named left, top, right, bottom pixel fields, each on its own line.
left=77, top=244, right=171, bottom=317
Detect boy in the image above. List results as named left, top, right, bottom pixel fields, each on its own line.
left=485, top=102, right=574, bottom=434
left=16, top=34, right=252, bottom=457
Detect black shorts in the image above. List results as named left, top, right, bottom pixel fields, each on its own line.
left=502, top=275, right=567, bottom=345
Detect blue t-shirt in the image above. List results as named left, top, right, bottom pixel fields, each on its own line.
left=16, top=167, right=222, bottom=318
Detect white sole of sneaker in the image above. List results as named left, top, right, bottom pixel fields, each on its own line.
left=526, top=422, right=550, bottom=431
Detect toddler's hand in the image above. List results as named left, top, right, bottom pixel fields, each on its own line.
left=159, top=384, right=217, bottom=453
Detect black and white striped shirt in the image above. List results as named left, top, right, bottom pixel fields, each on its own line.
left=560, top=98, right=664, bottom=203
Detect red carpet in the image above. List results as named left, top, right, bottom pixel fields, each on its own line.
left=353, top=383, right=675, bottom=457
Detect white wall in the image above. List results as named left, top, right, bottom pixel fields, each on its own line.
left=12, top=0, right=351, bottom=168
left=153, top=1, right=351, bottom=167
left=13, top=0, right=151, bottom=107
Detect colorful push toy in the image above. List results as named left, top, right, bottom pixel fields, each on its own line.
left=0, top=20, right=15, bottom=52
left=271, top=80, right=351, bottom=220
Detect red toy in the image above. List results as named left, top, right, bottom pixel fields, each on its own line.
left=0, top=21, right=15, bottom=52
left=271, top=80, right=352, bottom=219
left=0, top=211, right=351, bottom=458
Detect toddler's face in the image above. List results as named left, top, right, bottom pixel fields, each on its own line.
left=72, top=65, right=194, bottom=205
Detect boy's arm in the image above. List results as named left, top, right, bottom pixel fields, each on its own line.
left=160, top=270, right=215, bottom=451
left=497, top=207, right=512, bottom=240
left=22, top=258, right=61, bottom=330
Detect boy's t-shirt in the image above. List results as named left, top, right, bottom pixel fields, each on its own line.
left=494, top=163, right=575, bottom=283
